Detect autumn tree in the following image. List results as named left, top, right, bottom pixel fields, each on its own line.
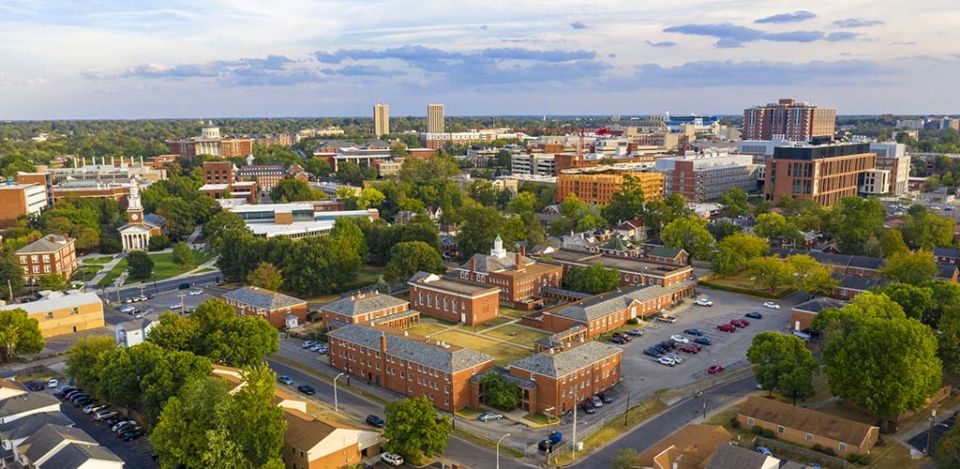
left=247, top=262, right=283, bottom=291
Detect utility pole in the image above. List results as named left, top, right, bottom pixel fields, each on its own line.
left=571, top=387, right=578, bottom=460
left=178, top=293, right=186, bottom=315
left=624, top=391, right=631, bottom=427
left=927, top=409, right=938, bottom=454
left=6, top=279, right=12, bottom=302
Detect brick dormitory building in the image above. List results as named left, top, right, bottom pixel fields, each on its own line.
left=407, top=272, right=500, bottom=326
left=327, top=324, right=496, bottom=412
left=319, top=291, right=420, bottom=330
left=764, top=142, right=876, bottom=208
left=540, top=249, right=694, bottom=288
left=451, top=235, right=563, bottom=309
left=15, top=234, right=77, bottom=284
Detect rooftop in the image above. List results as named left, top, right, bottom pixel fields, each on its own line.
left=794, top=298, right=845, bottom=314
left=22, top=424, right=96, bottom=463
left=739, top=396, right=877, bottom=445
left=0, top=291, right=102, bottom=316
left=16, top=235, right=73, bottom=254
left=635, top=424, right=732, bottom=469
left=508, top=341, right=621, bottom=378
left=41, top=442, right=123, bottom=469
left=705, top=444, right=775, bottom=469
left=328, top=324, right=495, bottom=373
left=320, top=292, right=408, bottom=317
left=550, top=282, right=695, bottom=322
left=222, top=286, right=306, bottom=311
left=408, top=272, right=500, bottom=296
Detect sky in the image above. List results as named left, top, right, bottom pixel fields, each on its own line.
left=1, top=0, right=959, bottom=119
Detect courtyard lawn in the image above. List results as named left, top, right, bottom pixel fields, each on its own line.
left=482, top=324, right=549, bottom=345
left=431, top=330, right=531, bottom=365
left=95, top=249, right=215, bottom=288
left=699, top=272, right=796, bottom=299
left=81, top=256, right=113, bottom=265
left=499, top=306, right=530, bottom=319
left=406, top=323, right=451, bottom=337
left=74, top=266, right=102, bottom=283
left=97, top=260, right=128, bottom=288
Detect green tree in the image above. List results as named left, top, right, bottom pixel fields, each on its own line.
left=881, top=283, right=935, bottom=322
left=878, top=229, right=909, bottom=257
left=0, top=309, right=44, bottom=362
left=601, top=175, right=645, bottom=225
left=901, top=211, right=956, bottom=250
left=456, top=206, right=514, bottom=261
left=754, top=212, right=800, bottom=243
left=747, top=257, right=793, bottom=291
left=37, top=273, right=71, bottom=291
left=479, top=372, right=521, bottom=410
left=172, top=242, right=196, bottom=267
left=357, top=187, right=385, bottom=209
left=148, top=234, right=171, bottom=251
left=828, top=197, right=885, bottom=254
left=152, top=377, right=232, bottom=469
left=269, top=179, right=323, bottom=202
left=65, top=335, right=115, bottom=391
left=246, top=262, right=283, bottom=291
left=938, top=306, right=960, bottom=373
left=147, top=312, right=201, bottom=352
left=385, top=241, right=445, bottom=282
left=206, top=316, right=279, bottom=368
left=141, top=350, right=212, bottom=425
left=97, top=342, right=165, bottom=408
left=563, top=264, right=620, bottom=294
left=507, top=192, right=537, bottom=214
left=203, top=210, right=247, bottom=250
left=883, top=250, right=938, bottom=285
left=711, top=232, right=770, bottom=276
left=127, top=250, right=154, bottom=281
left=330, top=217, right=368, bottom=262
left=747, top=332, right=818, bottom=404
left=383, top=396, right=451, bottom=465
left=718, top=188, right=750, bottom=218
left=660, top=216, right=714, bottom=260
left=935, top=424, right=960, bottom=469
left=0, top=255, right=25, bottom=300
left=215, top=367, right=287, bottom=467
left=786, top=254, right=839, bottom=296
left=156, top=197, right=197, bottom=240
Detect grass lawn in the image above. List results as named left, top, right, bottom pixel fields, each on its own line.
left=499, top=306, right=530, bottom=319
left=868, top=441, right=925, bottom=469
left=74, top=266, right=102, bottom=282
left=406, top=323, right=451, bottom=337
left=455, top=407, right=484, bottom=419
left=525, top=412, right=559, bottom=425
left=96, top=249, right=215, bottom=288
left=97, top=259, right=127, bottom=288
left=482, top=324, right=549, bottom=345
left=474, top=316, right=514, bottom=329
left=701, top=272, right=796, bottom=298
left=81, top=256, right=113, bottom=265
left=431, top=330, right=531, bottom=365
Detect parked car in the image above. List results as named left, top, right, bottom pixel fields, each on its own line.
left=189, top=289, right=203, bottom=296
left=644, top=348, right=663, bottom=358
left=590, top=396, right=604, bottom=408
left=717, top=324, right=736, bottom=333
left=683, top=328, right=703, bottom=336
left=707, top=365, right=725, bottom=374
left=47, top=378, right=58, bottom=388
left=658, top=356, right=676, bottom=367
left=762, top=302, right=781, bottom=309
left=178, top=282, right=191, bottom=290
left=745, top=311, right=763, bottom=319
left=667, top=354, right=684, bottom=364
left=538, top=439, right=556, bottom=453
left=680, top=345, right=701, bottom=354
left=277, top=375, right=294, bottom=386
left=693, top=337, right=712, bottom=346
left=83, top=404, right=107, bottom=414
left=366, top=415, right=386, bottom=428
left=655, top=314, right=677, bottom=323
left=56, top=386, right=76, bottom=396
left=598, top=392, right=613, bottom=403
left=75, top=397, right=95, bottom=407
left=610, top=336, right=627, bottom=345
left=613, top=332, right=632, bottom=342
left=670, top=334, right=689, bottom=344
left=169, top=303, right=183, bottom=310
left=756, top=446, right=773, bottom=456
left=380, top=452, right=404, bottom=467
left=297, top=384, right=316, bottom=396
left=26, top=381, right=44, bottom=391
left=730, top=319, right=749, bottom=328
left=119, top=305, right=135, bottom=314
left=114, top=421, right=137, bottom=434
left=580, top=401, right=596, bottom=414
left=302, top=341, right=315, bottom=348
left=694, top=298, right=714, bottom=307
left=625, top=328, right=644, bottom=337
left=658, top=340, right=676, bottom=350
left=121, top=428, right=145, bottom=441
left=95, top=410, right=118, bottom=421
left=477, top=411, right=503, bottom=422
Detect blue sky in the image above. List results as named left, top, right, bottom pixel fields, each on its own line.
left=0, top=0, right=958, bottom=119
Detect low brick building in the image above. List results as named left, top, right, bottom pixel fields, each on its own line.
left=790, top=298, right=845, bottom=331
left=282, top=408, right=381, bottom=469
left=319, top=291, right=419, bottom=330
left=831, top=273, right=890, bottom=301
left=222, top=286, right=308, bottom=329
left=737, top=396, right=879, bottom=456
left=0, top=291, right=104, bottom=338
left=541, top=249, right=693, bottom=289
left=452, top=236, right=563, bottom=308
left=327, top=324, right=496, bottom=412
left=536, top=282, right=696, bottom=338
left=504, top=341, right=622, bottom=416
left=935, top=247, right=960, bottom=266
left=407, top=272, right=501, bottom=326
left=15, top=235, right=77, bottom=285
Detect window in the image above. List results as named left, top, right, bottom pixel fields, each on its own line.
left=777, top=426, right=784, bottom=434
left=747, top=417, right=755, bottom=425
left=839, top=443, right=847, bottom=453
left=805, top=433, right=813, bottom=442
left=71, top=307, right=79, bottom=316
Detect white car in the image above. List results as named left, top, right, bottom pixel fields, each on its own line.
left=695, top=298, right=714, bottom=307
left=189, top=290, right=203, bottom=296
left=380, top=452, right=404, bottom=466
left=169, top=303, right=183, bottom=310
left=118, top=305, right=135, bottom=314
left=667, top=354, right=684, bottom=364
left=94, top=410, right=118, bottom=421
left=670, top=334, right=689, bottom=344
left=762, top=302, right=781, bottom=309
left=657, top=356, right=676, bottom=367
left=47, top=378, right=58, bottom=388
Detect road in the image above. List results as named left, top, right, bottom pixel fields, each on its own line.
left=100, top=271, right=222, bottom=303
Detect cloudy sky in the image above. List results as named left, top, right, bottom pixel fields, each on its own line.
left=1, top=0, right=958, bottom=119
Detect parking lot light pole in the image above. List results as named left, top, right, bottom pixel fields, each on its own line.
left=927, top=409, right=938, bottom=454
left=624, top=391, right=631, bottom=427
left=333, top=372, right=345, bottom=412
left=496, top=433, right=510, bottom=469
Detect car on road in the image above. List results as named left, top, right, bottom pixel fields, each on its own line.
left=478, top=411, right=503, bottom=422
left=119, top=305, right=136, bottom=314
left=297, top=384, right=316, bottom=396
left=94, top=410, right=118, bottom=421
left=745, top=311, right=763, bottom=319
left=598, top=392, right=613, bottom=403
left=658, top=356, right=676, bottom=367
left=730, top=319, right=749, bottom=328
left=189, top=289, right=203, bottom=296
left=694, top=298, right=714, bottom=307
left=670, top=334, right=689, bottom=344
left=694, top=337, right=712, bottom=346
left=756, top=446, right=773, bottom=456
left=169, top=303, right=183, bottom=310
left=762, top=302, right=780, bottom=309
left=643, top=348, right=662, bottom=358
left=178, top=282, right=191, bottom=290
left=610, top=336, right=627, bottom=345
left=683, top=328, right=703, bottom=336
left=277, top=375, right=294, bottom=385
left=301, top=341, right=315, bottom=348
left=381, top=452, right=404, bottom=466
left=580, top=401, right=596, bottom=414
left=680, top=344, right=701, bottom=354
left=717, top=323, right=736, bottom=333
left=590, top=396, right=604, bottom=408
left=366, top=415, right=386, bottom=428
left=47, top=378, right=58, bottom=388
left=83, top=404, right=107, bottom=414
left=654, top=314, right=677, bottom=323
left=625, top=328, right=644, bottom=337
left=707, top=365, right=725, bottom=374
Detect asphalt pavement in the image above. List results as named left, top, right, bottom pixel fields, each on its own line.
left=54, top=390, right=157, bottom=468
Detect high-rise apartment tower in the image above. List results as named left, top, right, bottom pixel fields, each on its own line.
left=743, top=98, right=836, bottom=142
left=374, top=103, right=389, bottom=138
left=427, top=104, right=445, bottom=134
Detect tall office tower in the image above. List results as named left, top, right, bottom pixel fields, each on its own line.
left=742, top=98, right=837, bottom=142
left=427, top=104, right=445, bottom=134
left=374, top=103, right=390, bottom=138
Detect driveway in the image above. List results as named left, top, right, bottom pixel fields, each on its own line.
left=53, top=390, right=157, bottom=468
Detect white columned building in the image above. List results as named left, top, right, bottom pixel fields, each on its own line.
left=118, top=179, right=160, bottom=252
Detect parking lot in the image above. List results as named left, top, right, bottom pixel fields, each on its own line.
left=908, top=412, right=957, bottom=455
left=103, top=287, right=215, bottom=326
left=52, top=389, right=158, bottom=468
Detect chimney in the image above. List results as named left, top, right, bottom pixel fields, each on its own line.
left=379, top=333, right=387, bottom=354
left=516, top=246, right=525, bottom=270
left=469, top=257, right=477, bottom=272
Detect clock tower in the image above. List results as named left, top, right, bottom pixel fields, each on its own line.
left=127, top=179, right=144, bottom=225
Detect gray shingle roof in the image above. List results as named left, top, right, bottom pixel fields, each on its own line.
left=939, top=264, right=959, bottom=280
left=794, top=298, right=845, bottom=314
left=320, top=293, right=408, bottom=318
left=222, top=286, right=305, bottom=311
left=118, top=313, right=160, bottom=332
left=552, top=282, right=694, bottom=322
left=935, top=247, right=960, bottom=259
left=508, top=341, right=621, bottom=378
left=461, top=252, right=534, bottom=273
left=0, top=392, right=59, bottom=419
left=536, top=325, right=587, bottom=348
left=40, top=442, right=122, bottom=469
left=832, top=273, right=889, bottom=291
left=0, top=411, right=73, bottom=442
left=706, top=444, right=772, bottom=469
left=328, top=324, right=495, bottom=373
left=16, top=235, right=72, bottom=254
left=22, top=424, right=96, bottom=464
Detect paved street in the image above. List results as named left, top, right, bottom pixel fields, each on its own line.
left=53, top=390, right=157, bottom=468
left=101, top=287, right=217, bottom=326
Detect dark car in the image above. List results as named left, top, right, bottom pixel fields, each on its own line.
left=121, top=428, right=145, bottom=441
left=610, top=336, right=626, bottom=345
left=625, top=329, right=644, bottom=337
left=538, top=439, right=556, bottom=453
left=613, top=332, right=632, bottom=342
left=74, top=397, right=94, bottom=407
left=683, top=328, right=703, bottom=336
left=366, top=415, right=385, bottom=428
left=717, top=324, right=736, bottom=333
left=178, top=282, right=191, bottom=290
left=580, top=401, right=596, bottom=415
left=694, top=337, right=712, bottom=346
left=658, top=340, right=676, bottom=350
left=598, top=392, right=613, bottom=403
left=297, top=384, right=316, bottom=396
left=643, top=347, right=662, bottom=358
left=745, top=311, right=763, bottom=320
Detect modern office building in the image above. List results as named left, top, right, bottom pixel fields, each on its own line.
left=374, top=103, right=390, bottom=138
left=654, top=152, right=759, bottom=201
left=0, top=183, right=48, bottom=228
left=511, top=153, right=557, bottom=177
left=764, top=142, right=876, bottom=207
left=743, top=98, right=837, bottom=142
left=46, top=157, right=166, bottom=183
left=15, top=172, right=53, bottom=209
left=869, top=142, right=910, bottom=196
left=427, top=104, right=445, bottom=134
left=0, top=291, right=104, bottom=338
left=222, top=202, right=379, bottom=239
left=16, top=235, right=77, bottom=284
left=556, top=166, right=665, bottom=205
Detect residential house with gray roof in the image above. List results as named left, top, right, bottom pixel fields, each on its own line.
left=40, top=442, right=124, bottom=469
left=0, top=392, right=60, bottom=424
left=0, top=411, right=72, bottom=452
left=16, top=424, right=98, bottom=467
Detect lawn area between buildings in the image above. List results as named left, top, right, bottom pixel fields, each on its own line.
left=430, top=330, right=531, bottom=365
left=81, top=256, right=113, bottom=265
left=499, top=306, right=531, bottom=319
left=406, top=323, right=451, bottom=337
left=482, top=324, right=549, bottom=344
left=96, top=249, right=214, bottom=288
left=699, top=273, right=797, bottom=299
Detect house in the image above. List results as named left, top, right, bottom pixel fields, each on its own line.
left=115, top=313, right=160, bottom=348
left=0, top=380, right=28, bottom=402
left=705, top=444, right=780, bottom=469
left=599, top=235, right=641, bottom=258
left=634, top=424, right=732, bottom=469
left=613, top=219, right=646, bottom=242
left=503, top=341, right=621, bottom=416
left=14, top=424, right=97, bottom=467
left=15, top=234, right=77, bottom=285
left=561, top=231, right=600, bottom=253
left=327, top=324, right=496, bottom=412
left=408, top=272, right=500, bottom=326
left=439, top=233, right=459, bottom=260
left=935, top=247, right=960, bottom=266
left=540, top=250, right=694, bottom=289
left=34, top=441, right=124, bottom=469
left=319, top=291, right=419, bottom=330
left=939, top=264, right=960, bottom=283
left=282, top=407, right=381, bottom=469
left=536, top=282, right=696, bottom=338
left=0, top=291, right=104, bottom=339
left=222, top=286, right=308, bottom=329
left=453, top=237, right=563, bottom=309
left=831, top=273, right=890, bottom=300
left=737, top=396, right=880, bottom=456
left=791, top=298, right=845, bottom=331
left=640, top=245, right=689, bottom=266
left=0, top=393, right=60, bottom=424
left=0, top=411, right=72, bottom=453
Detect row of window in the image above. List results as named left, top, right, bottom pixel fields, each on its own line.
left=745, top=417, right=849, bottom=452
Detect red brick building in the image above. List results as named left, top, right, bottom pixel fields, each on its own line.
left=407, top=272, right=500, bottom=326
left=202, top=161, right=235, bottom=184
left=742, top=98, right=837, bottom=142
left=16, top=235, right=78, bottom=284
left=452, top=236, right=563, bottom=309
left=542, top=249, right=693, bottom=289
left=764, top=143, right=876, bottom=208
left=327, top=324, right=496, bottom=412
left=319, top=291, right=420, bottom=330
left=222, top=286, right=308, bottom=329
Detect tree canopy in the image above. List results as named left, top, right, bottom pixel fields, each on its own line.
left=563, top=264, right=620, bottom=294
left=383, top=396, right=450, bottom=465
left=0, top=309, right=44, bottom=362
left=747, top=332, right=818, bottom=404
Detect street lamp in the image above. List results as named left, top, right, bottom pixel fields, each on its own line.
left=697, top=391, right=706, bottom=420
left=496, top=432, right=511, bottom=469
left=927, top=409, right=938, bottom=454
left=333, top=372, right=345, bottom=412
left=544, top=406, right=555, bottom=430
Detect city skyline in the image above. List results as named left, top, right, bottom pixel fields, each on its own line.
left=1, top=0, right=959, bottom=119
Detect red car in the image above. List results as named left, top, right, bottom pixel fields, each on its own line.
left=717, top=323, right=736, bottom=333
left=708, top=365, right=725, bottom=374
left=730, top=319, right=750, bottom=328
left=680, top=344, right=701, bottom=354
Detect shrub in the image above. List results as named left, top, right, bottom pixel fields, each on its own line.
left=148, top=234, right=171, bottom=251
left=730, top=417, right=741, bottom=429
left=845, top=453, right=871, bottom=465
left=761, top=429, right=776, bottom=439
left=627, top=318, right=639, bottom=325
left=752, top=425, right=765, bottom=435
left=812, top=444, right=824, bottom=453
